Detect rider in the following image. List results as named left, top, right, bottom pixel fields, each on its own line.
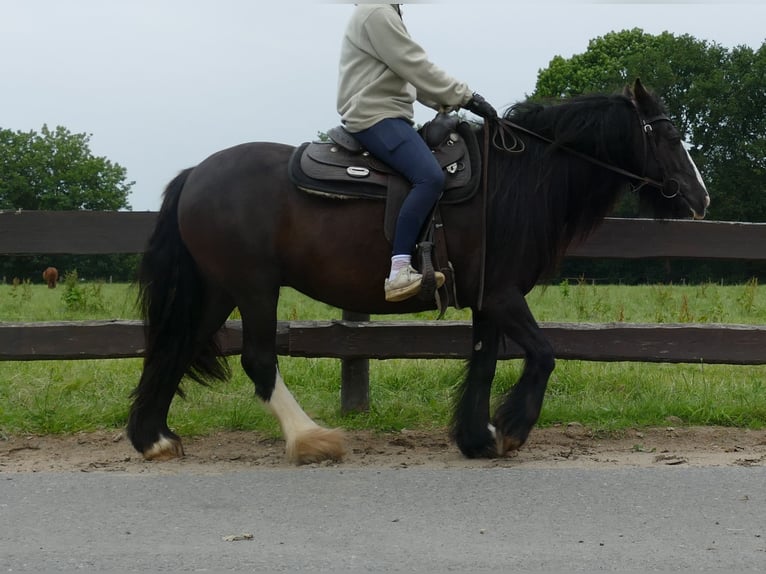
left=337, top=4, right=497, bottom=302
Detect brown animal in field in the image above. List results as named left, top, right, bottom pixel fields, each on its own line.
left=42, top=267, right=59, bottom=288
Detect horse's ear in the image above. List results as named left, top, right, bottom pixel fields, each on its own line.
left=633, top=78, right=649, bottom=102
left=622, top=84, right=634, bottom=98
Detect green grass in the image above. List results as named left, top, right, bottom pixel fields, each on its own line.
left=0, top=280, right=765, bottom=438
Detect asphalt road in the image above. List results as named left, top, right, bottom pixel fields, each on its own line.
left=2, top=467, right=764, bottom=572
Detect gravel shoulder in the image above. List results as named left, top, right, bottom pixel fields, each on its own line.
left=2, top=425, right=765, bottom=473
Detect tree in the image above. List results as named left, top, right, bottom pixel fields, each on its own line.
left=0, top=125, right=133, bottom=211
left=532, top=29, right=766, bottom=223
left=0, top=125, right=136, bottom=283
left=692, top=43, right=766, bottom=221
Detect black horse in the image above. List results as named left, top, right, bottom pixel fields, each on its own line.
left=128, top=80, right=709, bottom=463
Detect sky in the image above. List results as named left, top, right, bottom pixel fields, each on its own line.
left=3, top=1, right=765, bottom=211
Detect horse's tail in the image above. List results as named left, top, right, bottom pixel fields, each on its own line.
left=129, top=169, right=230, bottom=445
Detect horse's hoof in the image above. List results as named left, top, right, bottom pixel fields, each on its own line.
left=497, top=434, right=525, bottom=456
left=495, top=424, right=532, bottom=455
left=454, top=425, right=499, bottom=459
left=143, top=434, right=185, bottom=461
left=287, top=427, right=346, bottom=464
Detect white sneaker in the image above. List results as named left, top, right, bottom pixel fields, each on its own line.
left=384, top=266, right=445, bottom=302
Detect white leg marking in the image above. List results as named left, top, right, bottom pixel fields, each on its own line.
left=267, top=369, right=346, bottom=463
left=268, top=370, right=320, bottom=441
left=144, top=434, right=183, bottom=460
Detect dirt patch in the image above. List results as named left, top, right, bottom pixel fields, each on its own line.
left=2, top=425, right=765, bottom=474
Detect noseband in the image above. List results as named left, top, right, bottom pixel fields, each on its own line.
left=491, top=108, right=676, bottom=194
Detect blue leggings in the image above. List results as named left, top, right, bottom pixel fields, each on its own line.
left=352, top=118, right=444, bottom=256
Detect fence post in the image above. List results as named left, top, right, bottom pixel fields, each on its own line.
left=340, top=310, right=370, bottom=413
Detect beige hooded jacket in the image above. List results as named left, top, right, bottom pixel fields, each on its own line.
left=337, top=4, right=473, bottom=132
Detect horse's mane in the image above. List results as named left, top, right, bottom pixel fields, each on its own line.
left=485, top=93, right=640, bottom=287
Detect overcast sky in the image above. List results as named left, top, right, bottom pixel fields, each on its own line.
left=3, top=1, right=765, bottom=211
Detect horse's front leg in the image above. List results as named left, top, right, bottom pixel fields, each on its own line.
left=452, top=310, right=501, bottom=458
left=492, top=291, right=555, bottom=454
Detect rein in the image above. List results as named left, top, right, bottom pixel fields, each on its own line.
left=476, top=122, right=490, bottom=311
left=491, top=112, right=671, bottom=193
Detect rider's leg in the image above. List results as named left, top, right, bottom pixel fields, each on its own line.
left=351, top=118, right=445, bottom=300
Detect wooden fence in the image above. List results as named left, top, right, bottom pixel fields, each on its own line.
left=1, top=211, right=765, bottom=412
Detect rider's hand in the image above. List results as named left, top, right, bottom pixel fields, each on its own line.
left=465, top=93, right=497, bottom=120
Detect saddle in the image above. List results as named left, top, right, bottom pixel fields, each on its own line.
left=288, top=114, right=482, bottom=311
left=288, top=114, right=481, bottom=242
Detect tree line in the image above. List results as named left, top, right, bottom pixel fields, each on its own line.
left=532, top=29, right=765, bottom=283
left=0, top=126, right=137, bottom=282
left=533, top=28, right=765, bottom=224
left=1, top=29, right=764, bottom=284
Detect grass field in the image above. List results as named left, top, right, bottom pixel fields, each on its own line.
left=0, top=278, right=764, bottom=438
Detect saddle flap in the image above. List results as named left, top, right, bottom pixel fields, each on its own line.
left=431, top=134, right=472, bottom=188
left=300, top=144, right=389, bottom=187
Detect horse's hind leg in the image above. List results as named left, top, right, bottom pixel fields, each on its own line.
left=238, top=295, right=346, bottom=464
left=129, top=292, right=234, bottom=460
left=129, top=358, right=186, bottom=460
left=268, top=369, right=346, bottom=463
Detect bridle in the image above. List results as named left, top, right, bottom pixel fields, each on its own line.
left=489, top=107, right=679, bottom=197
left=637, top=114, right=682, bottom=199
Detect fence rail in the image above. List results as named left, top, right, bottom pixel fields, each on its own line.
left=2, top=210, right=766, bottom=259
left=2, top=319, right=765, bottom=365
left=1, top=211, right=765, bottom=412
